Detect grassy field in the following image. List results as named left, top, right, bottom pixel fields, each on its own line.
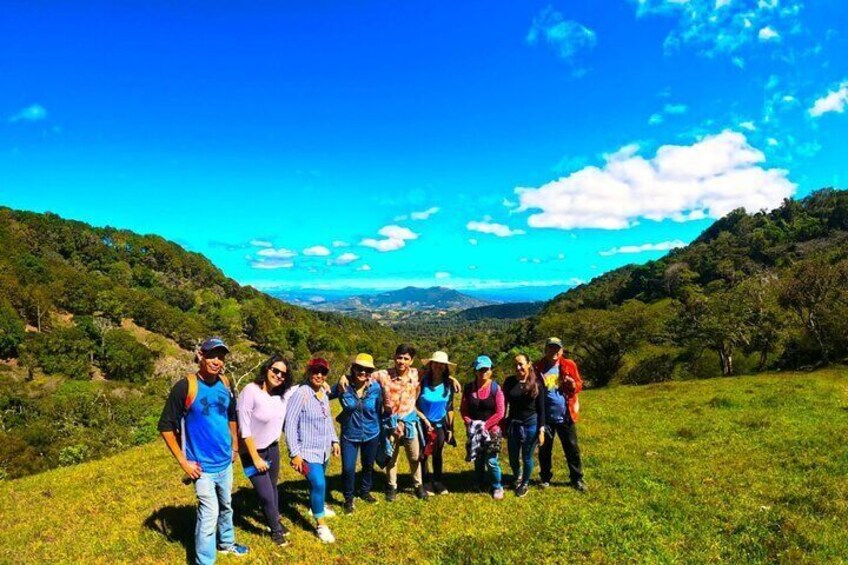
left=1, top=369, right=847, bottom=564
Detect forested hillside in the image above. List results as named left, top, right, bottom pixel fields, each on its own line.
left=508, top=189, right=848, bottom=386
left=0, top=207, right=397, bottom=478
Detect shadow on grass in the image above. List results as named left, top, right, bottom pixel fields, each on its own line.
left=143, top=504, right=194, bottom=565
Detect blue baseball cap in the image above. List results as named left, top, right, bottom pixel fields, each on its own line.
left=200, top=337, right=230, bottom=354
left=474, top=355, right=492, bottom=371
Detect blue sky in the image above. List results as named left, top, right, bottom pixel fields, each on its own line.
left=1, top=1, right=846, bottom=300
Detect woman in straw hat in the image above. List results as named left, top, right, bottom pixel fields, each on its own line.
left=331, top=353, right=383, bottom=514
left=417, top=351, right=457, bottom=495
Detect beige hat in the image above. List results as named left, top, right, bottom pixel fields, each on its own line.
left=422, top=351, right=456, bottom=367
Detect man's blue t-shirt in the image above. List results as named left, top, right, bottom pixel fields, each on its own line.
left=542, top=363, right=568, bottom=424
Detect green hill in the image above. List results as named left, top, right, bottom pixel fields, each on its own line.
left=500, top=189, right=848, bottom=386
left=0, top=207, right=398, bottom=479
left=1, top=369, right=846, bottom=564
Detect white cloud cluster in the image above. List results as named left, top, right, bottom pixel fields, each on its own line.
left=466, top=221, right=526, bottom=237
left=250, top=245, right=296, bottom=269
left=332, top=240, right=349, bottom=248
left=8, top=104, right=47, bottom=123
left=361, top=225, right=418, bottom=252
left=599, top=240, right=687, bottom=256
left=257, top=247, right=296, bottom=259
left=632, top=0, right=802, bottom=57
left=250, top=239, right=273, bottom=248
left=303, top=245, right=331, bottom=256
left=515, top=130, right=796, bottom=230
left=809, top=81, right=848, bottom=118
left=526, top=7, right=596, bottom=62
left=649, top=102, right=688, bottom=125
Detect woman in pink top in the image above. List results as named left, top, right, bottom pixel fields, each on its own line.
left=460, top=355, right=505, bottom=500
left=237, top=354, right=297, bottom=546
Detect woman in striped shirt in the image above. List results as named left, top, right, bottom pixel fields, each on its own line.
left=284, top=358, right=340, bottom=544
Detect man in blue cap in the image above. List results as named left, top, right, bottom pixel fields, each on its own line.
left=158, top=337, right=249, bottom=564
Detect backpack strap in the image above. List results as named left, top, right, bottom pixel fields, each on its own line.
left=184, top=373, right=198, bottom=412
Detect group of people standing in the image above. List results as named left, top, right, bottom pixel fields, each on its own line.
left=158, top=337, right=584, bottom=563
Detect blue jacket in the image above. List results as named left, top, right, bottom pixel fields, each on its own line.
left=332, top=381, right=383, bottom=442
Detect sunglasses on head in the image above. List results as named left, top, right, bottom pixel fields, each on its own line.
left=269, top=367, right=288, bottom=378
left=310, top=368, right=329, bottom=376
left=353, top=365, right=374, bottom=374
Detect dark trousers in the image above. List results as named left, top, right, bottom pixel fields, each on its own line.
left=539, top=420, right=583, bottom=483
left=422, top=427, right=446, bottom=483
left=239, top=442, right=282, bottom=535
left=340, top=435, right=380, bottom=502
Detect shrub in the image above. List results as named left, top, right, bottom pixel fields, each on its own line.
left=100, top=329, right=155, bottom=383
left=0, top=300, right=25, bottom=358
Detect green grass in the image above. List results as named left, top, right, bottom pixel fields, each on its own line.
left=2, top=369, right=847, bottom=564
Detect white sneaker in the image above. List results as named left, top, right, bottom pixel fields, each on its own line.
left=316, top=525, right=335, bottom=544
left=308, top=506, right=337, bottom=518
left=433, top=482, right=450, bottom=495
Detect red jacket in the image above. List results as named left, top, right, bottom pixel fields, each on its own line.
left=534, top=356, right=582, bottom=423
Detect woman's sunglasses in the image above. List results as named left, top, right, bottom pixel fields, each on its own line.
left=310, top=368, right=329, bottom=376
left=353, top=365, right=374, bottom=375
left=269, top=367, right=288, bottom=378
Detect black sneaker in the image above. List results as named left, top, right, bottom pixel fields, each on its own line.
left=572, top=480, right=587, bottom=493
left=515, top=483, right=529, bottom=498
left=386, top=487, right=397, bottom=502
left=360, top=492, right=378, bottom=504
left=415, top=485, right=428, bottom=500
left=539, top=481, right=551, bottom=489
left=278, top=522, right=291, bottom=537
left=271, top=531, right=289, bottom=546
left=344, top=499, right=355, bottom=514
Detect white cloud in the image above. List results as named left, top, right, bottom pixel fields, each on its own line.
left=435, top=272, right=451, bottom=279
left=468, top=265, right=478, bottom=270
left=8, top=104, right=47, bottom=123
left=468, top=238, right=478, bottom=246
left=515, top=130, right=795, bottom=230
left=466, top=220, right=526, bottom=237
left=648, top=113, right=664, bottom=126
left=357, top=264, right=372, bottom=271
left=360, top=224, right=419, bottom=252
left=767, top=138, right=779, bottom=146
left=332, top=240, right=349, bottom=248
left=334, top=252, right=360, bottom=265
left=250, top=239, right=273, bottom=248
left=633, top=0, right=804, bottom=58
left=664, top=103, right=688, bottom=114
left=758, top=26, right=780, bottom=41
left=303, top=245, right=331, bottom=256
left=410, top=207, right=440, bottom=220
left=809, top=81, right=848, bottom=117
left=257, top=247, right=296, bottom=259
left=250, top=258, right=294, bottom=270
left=502, top=198, right=518, bottom=209
left=599, top=240, right=687, bottom=256
left=739, top=121, right=757, bottom=131
left=527, top=7, right=596, bottom=62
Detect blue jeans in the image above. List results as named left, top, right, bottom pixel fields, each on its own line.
left=507, top=422, right=538, bottom=486
left=474, top=452, right=502, bottom=490
left=305, top=460, right=328, bottom=519
left=194, top=464, right=234, bottom=565
left=340, top=436, right=379, bottom=501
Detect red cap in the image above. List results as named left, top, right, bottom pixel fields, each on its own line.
left=307, top=358, right=330, bottom=372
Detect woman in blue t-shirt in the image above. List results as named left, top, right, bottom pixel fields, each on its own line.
left=416, top=351, right=456, bottom=495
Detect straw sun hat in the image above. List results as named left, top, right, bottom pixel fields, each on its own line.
left=422, top=351, right=456, bottom=367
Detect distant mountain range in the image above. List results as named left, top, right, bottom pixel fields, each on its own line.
left=310, top=286, right=494, bottom=312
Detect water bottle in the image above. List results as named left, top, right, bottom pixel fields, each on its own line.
left=243, top=460, right=271, bottom=478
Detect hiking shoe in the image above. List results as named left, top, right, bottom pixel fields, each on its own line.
left=415, top=485, right=428, bottom=500
left=572, top=480, right=588, bottom=493
left=278, top=522, right=291, bottom=537
left=386, top=486, right=397, bottom=502
left=433, top=482, right=449, bottom=495
left=492, top=488, right=505, bottom=500
left=344, top=499, right=355, bottom=514
left=271, top=531, right=289, bottom=546
left=218, top=543, right=250, bottom=556
left=539, top=481, right=551, bottom=489
left=515, top=483, right=529, bottom=498
left=360, top=492, right=378, bottom=503
left=316, top=525, right=335, bottom=544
